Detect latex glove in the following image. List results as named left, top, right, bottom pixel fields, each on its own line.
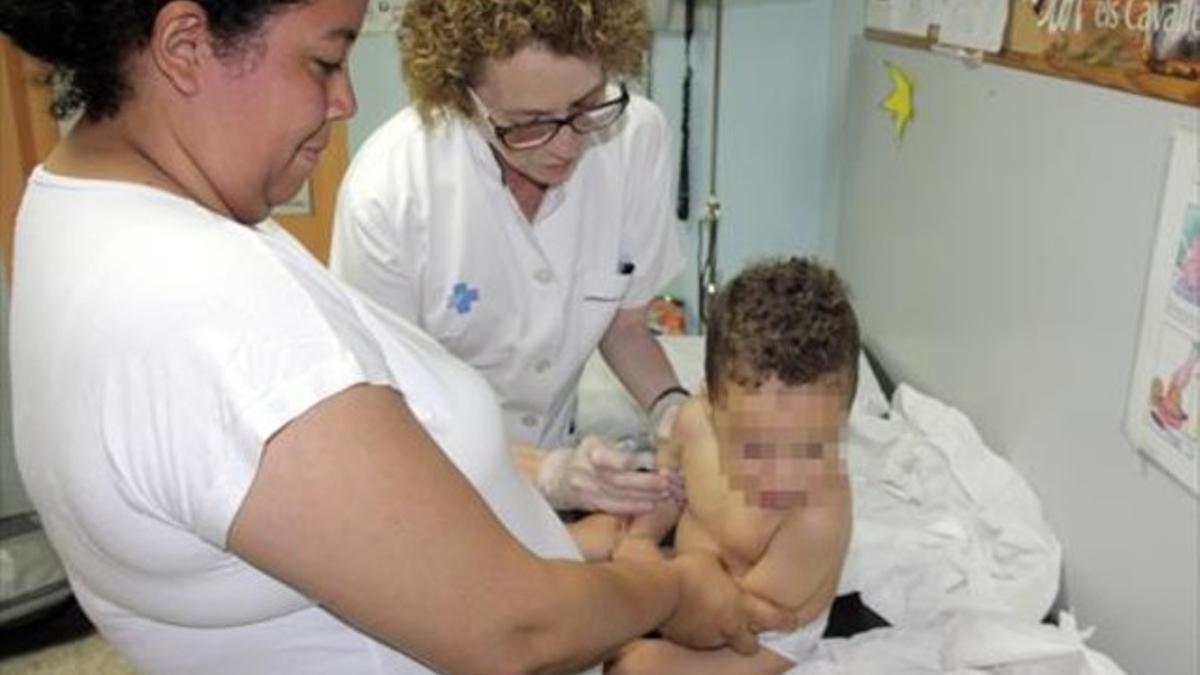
left=536, top=436, right=674, bottom=515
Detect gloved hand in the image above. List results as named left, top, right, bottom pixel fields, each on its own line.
left=536, top=436, right=676, bottom=515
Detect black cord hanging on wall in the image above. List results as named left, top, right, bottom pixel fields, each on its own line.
left=675, top=0, right=696, bottom=221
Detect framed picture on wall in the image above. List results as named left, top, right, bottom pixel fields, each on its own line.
left=1147, top=0, right=1200, bottom=79
left=1126, top=128, right=1200, bottom=497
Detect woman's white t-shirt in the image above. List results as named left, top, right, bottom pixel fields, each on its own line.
left=10, top=168, right=593, bottom=674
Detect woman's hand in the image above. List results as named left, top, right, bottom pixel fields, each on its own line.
left=537, top=436, right=675, bottom=514
left=659, top=552, right=758, bottom=655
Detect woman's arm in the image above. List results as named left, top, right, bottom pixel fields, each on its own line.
left=228, top=385, right=771, bottom=674
left=598, top=305, right=680, bottom=411
left=738, top=491, right=851, bottom=625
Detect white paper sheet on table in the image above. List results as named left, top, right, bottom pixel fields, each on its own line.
left=787, top=610, right=1129, bottom=675
left=839, top=384, right=1063, bottom=628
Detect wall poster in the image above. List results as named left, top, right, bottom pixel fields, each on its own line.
left=1009, top=0, right=1200, bottom=78
left=865, top=0, right=1200, bottom=106
left=1126, top=127, right=1200, bottom=496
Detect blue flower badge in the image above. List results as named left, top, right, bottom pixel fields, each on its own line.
left=447, top=282, right=480, bottom=315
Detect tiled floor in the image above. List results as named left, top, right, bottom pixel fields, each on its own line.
left=0, top=599, right=134, bottom=674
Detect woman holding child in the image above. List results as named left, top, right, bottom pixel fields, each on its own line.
left=2, top=0, right=791, bottom=672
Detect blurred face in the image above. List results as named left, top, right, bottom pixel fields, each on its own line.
left=188, top=0, right=363, bottom=223
left=711, top=372, right=851, bottom=510
left=471, top=45, right=607, bottom=186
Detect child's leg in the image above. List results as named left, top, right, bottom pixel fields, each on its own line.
left=606, top=638, right=793, bottom=675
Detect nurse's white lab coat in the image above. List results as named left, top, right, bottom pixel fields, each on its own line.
left=331, top=95, right=684, bottom=448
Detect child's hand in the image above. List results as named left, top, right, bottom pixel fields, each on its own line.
left=612, top=535, right=664, bottom=563
left=739, top=589, right=801, bottom=635
left=661, top=552, right=758, bottom=655
left=626, top=494, right=684, bottom=543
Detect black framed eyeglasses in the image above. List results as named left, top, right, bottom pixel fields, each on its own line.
left=469, top=83, right=631, bottom=150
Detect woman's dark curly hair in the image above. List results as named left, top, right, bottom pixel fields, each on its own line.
left=0, top=0, right=307, bottom=121
left=399, top=0, right=649, bottom=123
left=706, top=257, right=860, bottom=406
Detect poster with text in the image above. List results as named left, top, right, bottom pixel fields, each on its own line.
left=1126, top=128, right=1200, bottom=496
left=1010, top=0, right=1200, bottom=78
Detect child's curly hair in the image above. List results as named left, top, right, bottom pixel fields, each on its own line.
left=398, top=0, right=649, bottom=122
left=706, top=257, right=861, bottom=405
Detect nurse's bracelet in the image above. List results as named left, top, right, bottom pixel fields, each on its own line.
left=648, top=385, right=690, bottom=414
left=648, top=386, right=691, bottom=443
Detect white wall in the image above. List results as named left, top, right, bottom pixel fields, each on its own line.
left=650, top=0, right=843, bottom=328
left=347, top=32, right=408, bottom=153
left=836, top=38, right=1199, bottom=675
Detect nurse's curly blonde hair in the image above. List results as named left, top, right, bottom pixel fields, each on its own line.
left=398, top=0, right=649, bottom=122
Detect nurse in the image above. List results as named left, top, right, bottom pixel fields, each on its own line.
left=331, top=0, right=690, bottom=515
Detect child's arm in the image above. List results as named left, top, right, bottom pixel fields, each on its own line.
left=674, top=397, right=849, bottom=625
left=610, top=496, right=684, bottom=563
left=673, top=400, right=782, bottom=569
left=566, top=513, right=626, bottom=561
left=607, top=637, right=793, bottom=675
left=567, top=480, right=686, bottom=563
left=738, top=488, right=850, bottom=625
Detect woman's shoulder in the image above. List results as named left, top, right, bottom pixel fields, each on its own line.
left=626, top=93, right=667, bottom=124
left=342, top=107, right=477, bottom=203
left=22, top=171, right=252, bottom=271
left=620, top=94, right=670, bottom=144
left=585, top=94, right=669, bottom=176
left=352, top=106, right=475, bottom=165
